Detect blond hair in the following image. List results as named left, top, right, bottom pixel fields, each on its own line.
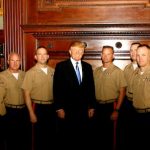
left=69, top=41, right=87, bottom=50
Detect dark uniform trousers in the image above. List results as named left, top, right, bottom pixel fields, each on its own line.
left=95, top=102, right=114, bottom=150
left=5, top=106, right=32, bottom=150
left=0, top=115, right=6, bottom=150
left=133, top=111, right=150, bottom=149
left=116, top=96, right=136, bottom=150
left=33, top=103, right=56, bottom=150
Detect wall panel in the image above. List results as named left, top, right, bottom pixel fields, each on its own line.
left=3, top=0, right=150, bottom=70
left=26, top=0, right=150, bottom=24
left=22, top=24, right=150, bottom=70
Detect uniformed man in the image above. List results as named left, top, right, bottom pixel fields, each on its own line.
left=93, top=45, right=127, bottom=150
left=22, top=46, right=56, bottom=150
left=0, top=90, right=6, bottom=116
left=0, top=52, right=31, bottom=150
left=119, top=42, right=140, bottom=149
left=124, top=42, right=140, bottom=102
left=132, top=44, right=150, bottom=149
left=0, top=81, right=6, bottom=150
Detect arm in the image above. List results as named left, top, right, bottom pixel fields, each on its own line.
left=88, top=67, right=96, bottom=109
left=0, top=87, right=6, bottom=116
left=111, top=87, right=126, bottom=120
left=53, top=63, right=66, bottom=118
left=0, top=77, right=6, bottom=116
left=86, top=64, right=96, bottom=118
left=23, top=89, right=37, bottom=123
left=115, top=87, right=126, bottom=110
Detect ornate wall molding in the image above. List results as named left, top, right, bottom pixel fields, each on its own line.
left=38, top=0, right=150, bottom=10
left=22, top=23, right=150, bottom=37
left=22, top=23, right=150, bottom=31
left=22, top=23, right=150, bottom=60
left=32, top=31, right=150, bottom=38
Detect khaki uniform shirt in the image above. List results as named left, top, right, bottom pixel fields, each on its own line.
left=124, top=63, right=138, bottom=100
left=94, top=64, right=127, bottom=102
left=0, top=78, right=6, bottom=116
left=21, top=64, right=54, bottom=103
left=0, top=69, right=25, bottom=115
left=132, top=67, right=150, bottom=109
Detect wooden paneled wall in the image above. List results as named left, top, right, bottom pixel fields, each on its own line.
left=3, top=0, right=150, bottom=71
left=22, top=24, right=150, bottom=70
left=0, top=30, right=4, bottom=43
left=28, top=0, right=150, bottom=24
left=3, top=0, right=24, bottom=69
left=0, top=30, right=4, bottom=71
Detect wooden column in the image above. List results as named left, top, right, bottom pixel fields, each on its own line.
left=3, top=0, right=25, bottom=70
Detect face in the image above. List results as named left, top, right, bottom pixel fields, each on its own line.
left=8, top=53, right=21, bottom=73
left=136, top=47, right=150, bottom=68
left=69, top=46, right=84, bottom=61
left=130, top=44, right=139, bottom=61
left=101, top=48, right=114, bottom=64
left=35, top=48, right=49, bottom=65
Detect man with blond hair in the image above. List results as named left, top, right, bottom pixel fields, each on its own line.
left=53, top=41, right=96, bottom=148
left=0, top=79, right=6, bottom=150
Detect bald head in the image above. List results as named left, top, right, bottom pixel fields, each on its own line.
left=8, top=52, right=21, bottom=60
left=7, top=52, right=21, bottom=73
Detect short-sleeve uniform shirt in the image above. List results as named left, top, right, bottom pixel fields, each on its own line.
left=0, top=78, right=6, bottom=115
left=22, top=64, right=54, bottom=103
left=94, top=64, right=127, bottom=102
left=132, top=67, right=150, bottom=109
left=124, top=63, right=138, bottom=100
left=0, top=69, right=25, bottom=115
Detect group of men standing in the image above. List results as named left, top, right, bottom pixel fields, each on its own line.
left=0, top=41, right=150, bottom=150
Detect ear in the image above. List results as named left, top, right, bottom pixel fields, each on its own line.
left=34, top=55, right=37, bottom=60
left=113, top=53, right=115, bottom=58
left=69, top=50, right=71, bottom=55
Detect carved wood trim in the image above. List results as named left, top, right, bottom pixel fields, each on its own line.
left=22, top=23, right=150, bottom=61
left=37, top=0, right=150, bottom=10
left=22, top=23, right=150, bottom=37
left=22, top=23, right=150, bottom=32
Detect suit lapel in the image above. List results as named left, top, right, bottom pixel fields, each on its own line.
left=80, top=61, right=85, bottom=84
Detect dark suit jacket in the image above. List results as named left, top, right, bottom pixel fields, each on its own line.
left=53, top=59, right=96, bottom=117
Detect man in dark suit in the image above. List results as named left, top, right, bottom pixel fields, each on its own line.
left=53, top=41, right=96, bottom=149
